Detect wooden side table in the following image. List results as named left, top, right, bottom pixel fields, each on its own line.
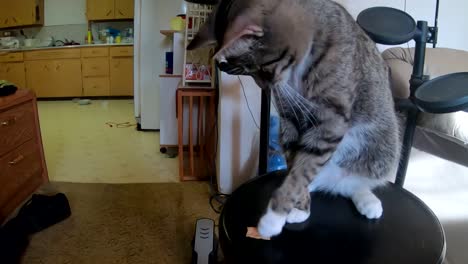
left=176, top=87, right=216, bottom=181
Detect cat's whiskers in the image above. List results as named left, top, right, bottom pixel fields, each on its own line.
left=280, top=83, right=318, bottom=128
left=284, top=83, right=321, bottom=125
left=272, top=89, right=287, bottom=118
left=279, top=85, right=302, bottom=125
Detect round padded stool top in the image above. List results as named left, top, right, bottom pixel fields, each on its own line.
left=219, top=171, right=446, bottom=264
left=357, top=7, right=416, bottom=45
left=415, top=72, right=468, bottom=113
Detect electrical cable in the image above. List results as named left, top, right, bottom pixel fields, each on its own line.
left=239, top=76, right=260, bottom=130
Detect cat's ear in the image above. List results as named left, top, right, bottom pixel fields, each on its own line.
left=217, top=14, right=264, bottom=54
left=187, top=16, right=217, bottom=50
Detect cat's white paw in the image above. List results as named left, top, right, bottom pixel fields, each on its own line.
left=258, top=207, right=287, bottom=238
left=352, top=191, right=383, bottom=219
left=286, top=208, right=310, bottom=224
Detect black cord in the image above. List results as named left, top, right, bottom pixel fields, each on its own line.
left=205, top=67, right=231, bottom=214
left=239, top=76, right=260, bottom=130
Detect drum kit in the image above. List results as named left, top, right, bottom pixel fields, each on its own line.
left=193, top=5, right=468, bottom=264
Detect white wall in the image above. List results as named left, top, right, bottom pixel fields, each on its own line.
left=44, top=0, right=87, bottom=26
left=336, top=0, right=468, bottom=51
left=218, top=0, right=468, bottom=194
left=217, top=74, right=261, bottom=194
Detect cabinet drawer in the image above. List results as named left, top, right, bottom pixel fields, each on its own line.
left=81, top=47, right=109, bottom=58
left=83, top=77, right=110, bottom=96
left=0, top=139, right=43, bottom=211
left=24, top=49, right=81, bottom=60
left=0, top=101, right=35, bottom=157
left=110, top=46, right=133, bottom=57
left=82, top=58, right=109, bottom=77
left=0, top=52, right=24, bottom=62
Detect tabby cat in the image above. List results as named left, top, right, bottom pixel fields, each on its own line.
left=188, top=0, right=400, bottom=238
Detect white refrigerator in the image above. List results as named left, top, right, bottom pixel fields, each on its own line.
left=133, top=0, right=186, bottom=130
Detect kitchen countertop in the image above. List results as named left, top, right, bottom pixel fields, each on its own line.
left=0, top=43, right=133, bottom=53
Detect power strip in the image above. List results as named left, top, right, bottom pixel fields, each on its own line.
left=193, top=218, right=215, bottom=264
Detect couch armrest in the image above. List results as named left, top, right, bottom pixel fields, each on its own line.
left=386, top=59, right=413, bottom=99
left=382, top=47, right=417, bottom=99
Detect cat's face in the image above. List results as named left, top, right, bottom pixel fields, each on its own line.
left=188, top=0, right=313, bottom=88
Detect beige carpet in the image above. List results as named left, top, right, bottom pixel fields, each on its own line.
left=22, top=182, right=218, bottom=264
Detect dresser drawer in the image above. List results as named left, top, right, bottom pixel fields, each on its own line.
left=0, top=102, right=35, bottom=157
left=82, top=58, right=109, bottom=77
left=24, top=49, right=81, bottom=60
left=0, top=52, right=24, bottom=62
left=83, top=77, right=110, bottom=96
left=0, top=139, right=43, bottom=211
left=81, top=47, right=109, bottom=58
left=110, top=46, right=133, bottom=57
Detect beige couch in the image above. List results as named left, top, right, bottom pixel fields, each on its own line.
left=383, top=47, right=468, bottom=264
left=383, top=47, right=468, bottom=167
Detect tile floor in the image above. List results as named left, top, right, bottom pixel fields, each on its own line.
left=37, top=99, right=178, bottom=183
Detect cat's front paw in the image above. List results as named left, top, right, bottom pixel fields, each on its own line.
left=286, top=208, right=310, bottom=224
left=258, top=207, right=287, bottom=238
left=352, top=191, right=383, bottom=219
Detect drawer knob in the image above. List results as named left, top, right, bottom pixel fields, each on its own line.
left=9, top=154, right=24, bottom=166
left=1, top=117, right=16, bottom=126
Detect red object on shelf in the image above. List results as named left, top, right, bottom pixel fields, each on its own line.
left=185, top=64, right=211, bottom=81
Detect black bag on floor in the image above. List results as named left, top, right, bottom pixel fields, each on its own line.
left=0, top=193, right=71, bottom=263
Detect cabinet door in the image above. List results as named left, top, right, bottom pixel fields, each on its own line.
left=83, top=77, right=110, bottom=96
left=26, top=60, right=82, bottom=98
left=4, top=0, right=42, bottom=28
left=110, top=57, right=133, bottom=96
left=115, top=0, right=134, bottom=19
left=82, top=58, right=109, bottom=77
left=0, top=1, right=13, bottom=28
left=0, top=63, right=6, bottom=80
left=87, top=0, right=114, bottom=20
left=5, top=62, right=26, bottom=88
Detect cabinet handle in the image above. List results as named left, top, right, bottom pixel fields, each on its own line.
left=12, top=17, right=17, bottom=23
left=4, top=18, right=8, bottom=24
left=9, top=154, right=25, bottom=166
left=118, top=10, right=124, bottom=16
left=1, top=117, right=16, bottom=126
left=6, top=67, right=10, bottom=73
left=106, top=10, right=112, bottom=16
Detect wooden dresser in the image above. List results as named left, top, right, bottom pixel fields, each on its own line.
left=0, top=89, right=48, bottom=223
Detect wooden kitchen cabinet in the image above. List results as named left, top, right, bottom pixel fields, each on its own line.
left=82, top=58, right=109, bottom=77
left=86, top=0, right=115, bottom=20
left=26, top=59, right=83, bottom=98
left=87, top=0, right=133, bottom=20
left=0, top=0, right=44, bottom=29
left=109, top=47, right=133, bottom=96
left=115, top=0, right=134, bottom=19
left=110, top=57, right=133, bottom=96
left=82, top=53, right=110, bottom=96
left=0, top=52, right=26, bottom=88
left=83, top=77, right=110, bottom=96
left=0, top=62, right=26, bottom=88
